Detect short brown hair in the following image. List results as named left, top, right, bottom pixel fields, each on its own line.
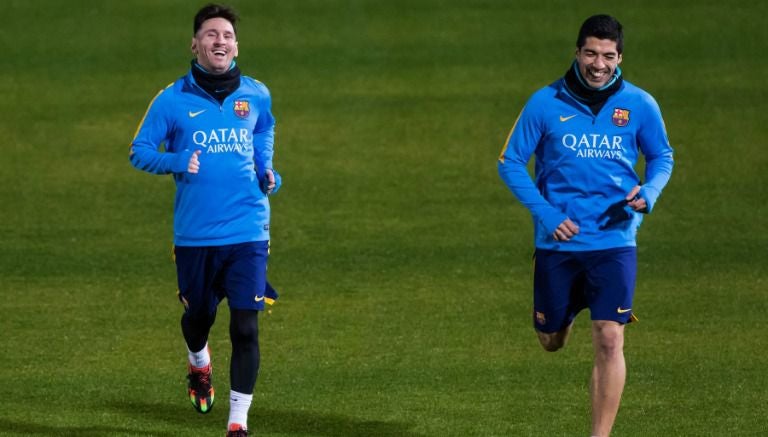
left=193, top=4, right=238, bottom=36
left=577, top=15, right=623, bottom=54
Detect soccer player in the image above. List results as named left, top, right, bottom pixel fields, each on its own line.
left=497, top=15, right=674, bottom=437
left=129, top=4, right=281, bottom=436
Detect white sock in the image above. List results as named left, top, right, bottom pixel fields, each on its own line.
left=228, top=390, right=253, bottom=429
left=187, top=343, right=210, bottom=369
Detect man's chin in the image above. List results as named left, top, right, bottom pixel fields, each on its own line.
left=207, top=63, right=231, bottom=74
left=586, top=78, right=610, bottom=88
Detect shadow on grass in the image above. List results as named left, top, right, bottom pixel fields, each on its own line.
left=0, top=401, right=425, bottom=436
left=255, top=407, right=427, bottom=437
left=107, top=400, right=426, bottom=436
left=0, top=418, right=174, bottom=436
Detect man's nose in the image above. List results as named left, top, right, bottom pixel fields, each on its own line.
left=593, top=56, right=606, bottom=68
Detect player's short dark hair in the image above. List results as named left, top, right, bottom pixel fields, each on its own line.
left=577, top=14, right=623, bottom=54
left=193, top=4, right=238, bottom=36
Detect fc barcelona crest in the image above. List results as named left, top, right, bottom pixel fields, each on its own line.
left=234, top=100, right=250, bottom=118
left=612, top=108, right=630, bottom=127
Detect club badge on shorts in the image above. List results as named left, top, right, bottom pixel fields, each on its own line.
left=234, top=100, right=250, bottom=118
left=612, top=108, right=630, bottom=127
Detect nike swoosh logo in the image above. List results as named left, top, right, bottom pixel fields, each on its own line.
left=188, top=109, right=206, bottom=118
left=254, top=296, right=265, bottom=302
left=559, top=115, right=577, bottom=122
left=617, top=307, right=632, bottom=314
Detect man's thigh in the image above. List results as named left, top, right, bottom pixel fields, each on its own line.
left=221, top=241, right=270, bottom=311
left=584, top=247, right=637, bottom=323
left=533, top=249, right=588, bottom=333
left=174, top=245, right=224, bottom=317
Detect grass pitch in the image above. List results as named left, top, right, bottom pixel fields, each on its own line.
left=1, top=0, right=766, bottom=436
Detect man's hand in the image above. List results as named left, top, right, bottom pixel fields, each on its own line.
left=625, top=185, right=647, bottom=212
left=188, top=150, right=201, bottom=174
left=262, top=168, right=276, bottom=194
left=553, top=218, right=579, bottom=242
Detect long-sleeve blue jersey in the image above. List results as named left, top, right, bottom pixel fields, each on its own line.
left=130, top=70, right=276, bottom=246
left=498, top=79, right=674, bottom=251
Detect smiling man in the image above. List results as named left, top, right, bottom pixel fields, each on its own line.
left=498, top=15, right=674, bottom=437
left=129, top=4, right=281, bottom=436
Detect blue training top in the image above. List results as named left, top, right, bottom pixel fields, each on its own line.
left=130, top=70, right=276, bottom=246
left=498, top=77, right=674, bottom=251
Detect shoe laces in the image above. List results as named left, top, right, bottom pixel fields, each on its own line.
left=227, top=425, right=248, bottom=436
left=189, top=366, right=212, bottom=392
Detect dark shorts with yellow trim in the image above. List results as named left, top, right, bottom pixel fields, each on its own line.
left=532, top=247, right=637, bottom=333
left=174, top=241, right=270, bottom=314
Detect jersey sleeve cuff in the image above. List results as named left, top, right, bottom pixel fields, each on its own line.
left=538, top=210, right=568, bottom=235
left=639, top=186, right=660, bottom=213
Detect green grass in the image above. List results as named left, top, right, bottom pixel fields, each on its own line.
left=1, top=0, right=767, bottom=435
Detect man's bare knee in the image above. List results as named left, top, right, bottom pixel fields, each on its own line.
left=540, top=338, right=564, bottom=352
left=592, top=321, right=625, bottom=358
left=537, top=329, right=569, bottom=352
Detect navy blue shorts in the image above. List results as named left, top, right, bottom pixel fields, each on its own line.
left=174, top=241, right=271, bottom=315
left=532, top=247, right=637, bottom=333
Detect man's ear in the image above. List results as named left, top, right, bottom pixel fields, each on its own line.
left=191, top=38, right=197, bottom=54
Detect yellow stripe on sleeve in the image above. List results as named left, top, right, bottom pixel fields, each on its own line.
left=497, top=108, right=524, bottom=164
left=129, top=83, right=173, bottom=155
